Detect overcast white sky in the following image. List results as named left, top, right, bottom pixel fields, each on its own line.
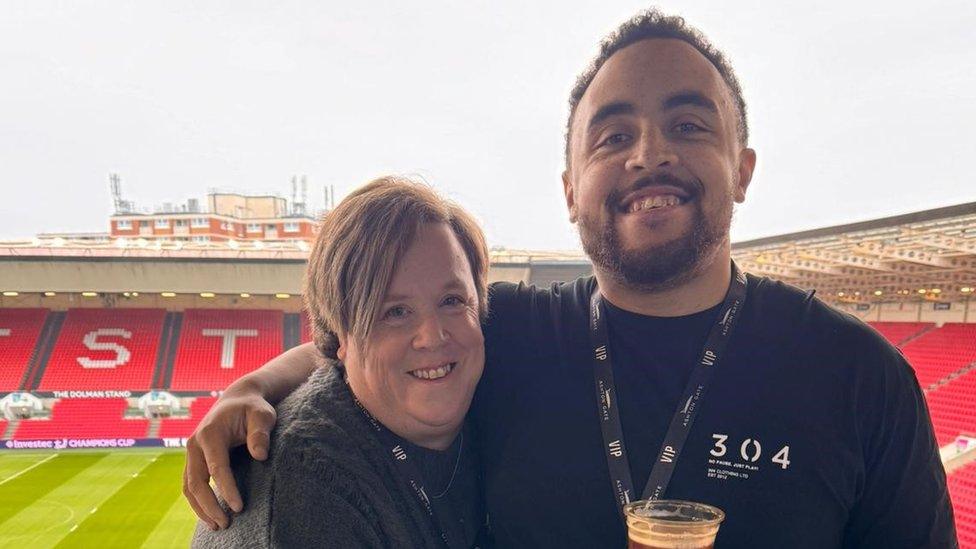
left=1, top=1, right=973, bottom=250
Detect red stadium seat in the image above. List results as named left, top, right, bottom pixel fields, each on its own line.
left=901, top=323, right=976, bottom=389
left=926, top=369, right=976, bottom=446
left=868, top=321, right=933, bottom=347
left=949, top=460, right=976, bottom=549
left=157, top=396, right=218, bottom=438
left=14, top=398, right=149, bottom=439
left=0, top=308, right=48, bottom=391
left=38, top=309, right=166, bottom=391
left=169, top=309, right=283, bottom=391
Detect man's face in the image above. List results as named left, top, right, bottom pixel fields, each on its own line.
left=563, top=38, right=755, bottom=290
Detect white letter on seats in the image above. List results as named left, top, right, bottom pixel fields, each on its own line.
left=201, top=329, right=259, bottom=368
left=77, top=328, right=133, bottom=368
left=0, top=329, right=10, bottom=338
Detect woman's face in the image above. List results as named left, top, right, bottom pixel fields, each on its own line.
left=339, top=222, right=485, bottom=448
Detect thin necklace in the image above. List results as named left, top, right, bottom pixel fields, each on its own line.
left=430, top=432, right=463, bottom=499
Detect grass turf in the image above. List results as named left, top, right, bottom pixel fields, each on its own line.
left=0, top=449, right=198, bottom=548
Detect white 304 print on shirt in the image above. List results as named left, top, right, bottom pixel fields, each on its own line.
left=706, top=433, right=791, bottom=482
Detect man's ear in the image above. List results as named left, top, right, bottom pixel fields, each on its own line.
left=734, top=148, right=757, bottom=203
left=562, top=170, right=578, bottom=223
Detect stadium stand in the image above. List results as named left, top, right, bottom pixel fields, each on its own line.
left=950, top=460, right=976, bottom=549
left=158, top=396, right=218, bottom=438
left=926, top=369, right=976, bottom=446
left=868, top=321, right=933, bottom=347
left=169, top=309, right=284, bottom=391
left=14, top=398, right=149, bottom=439
left=0, top=308, right=48, bottom=391
left=902, top=323, right=976, bottom=389
left=37, top=308, right=166, bottom=391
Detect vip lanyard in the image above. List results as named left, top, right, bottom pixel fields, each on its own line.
left=350, top=391, right=465, bottom=549
left=590, top=262, right=748, bottom=517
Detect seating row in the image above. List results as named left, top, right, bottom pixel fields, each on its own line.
left=0, top=308, right=284, bottom=392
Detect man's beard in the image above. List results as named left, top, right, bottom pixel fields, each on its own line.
left=578, top=181, right=733, bottom=292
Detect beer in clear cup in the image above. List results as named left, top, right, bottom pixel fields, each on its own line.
left=624, top=499, right=724, bottom=549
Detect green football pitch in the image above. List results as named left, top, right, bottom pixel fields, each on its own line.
left=0, top=449, right=199, bottom=548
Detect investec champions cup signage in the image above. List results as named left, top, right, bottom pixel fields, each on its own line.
left=1, top=437, right=190, bottom=450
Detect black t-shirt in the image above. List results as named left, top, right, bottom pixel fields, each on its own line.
left=471, top=275, right=956, bottom=548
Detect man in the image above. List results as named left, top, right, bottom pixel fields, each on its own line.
left=184, top=9, right=957, bottom=547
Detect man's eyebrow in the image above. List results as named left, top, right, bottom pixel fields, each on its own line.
left=663, top=91, right=718, bottom=113
left=586, top=101, right=636, bottom=131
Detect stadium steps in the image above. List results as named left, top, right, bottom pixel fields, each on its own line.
left=147, top=418, right=161, bottom=438
left=898, top=323, right=937, bottom=347
left=24, top=311, right=65, bottom=390
left=150, top=313, right=174, bottom=388
left=926, top=360, right=976, bottom=393
left=159, top=312, right=183, bottom=389
left=2, top=419, right=18, bottom=439
left=283, top=313, right=300, bottom=350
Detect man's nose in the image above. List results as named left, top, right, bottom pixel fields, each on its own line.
left=413, top=313, right=448, bottom=350
left=625, top=129, right=676, bottom=171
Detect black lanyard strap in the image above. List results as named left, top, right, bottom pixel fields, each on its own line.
left=351, top=390, right=465, bottom=549
left=590, top=262, right=748, bottom=519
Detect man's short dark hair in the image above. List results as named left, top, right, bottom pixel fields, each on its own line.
left=566, top=9, right=749, bottom=163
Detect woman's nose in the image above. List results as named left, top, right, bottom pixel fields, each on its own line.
left=412, top=314, right=448, bottom=350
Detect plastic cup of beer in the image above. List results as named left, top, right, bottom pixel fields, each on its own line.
left=624, top=500, right=724, bottom=549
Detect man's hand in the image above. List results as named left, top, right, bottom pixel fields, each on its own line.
left=181, top=342, right=320, bottom=529
left=182, top=387, right=277, bottom=530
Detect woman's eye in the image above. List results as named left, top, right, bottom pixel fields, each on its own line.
left=442, top=295, right=465, bottom=307
left=383, top=306, right=409, bottom=320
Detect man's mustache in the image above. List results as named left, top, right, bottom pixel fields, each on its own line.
left=606, top=174, right=703, bottom=211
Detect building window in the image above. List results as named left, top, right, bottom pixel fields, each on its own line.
left=175, top=219, right=187, bottom=227
left=155, top=219, right=170, bottom=229
left=246, top=223, right=261, bottom=233
left=191, top=218, right=209, bottom=228
left=139, top=220, right=150, bottom=228
left=116, top=220, right=132, bottom=230
left=191, top=236, right=210, bottom=243
left=283, top=222, right=300, bottom=233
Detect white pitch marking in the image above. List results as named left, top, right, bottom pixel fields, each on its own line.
left=0, top=453, right=58, bottom=485
left=69, top=524, right=78, bottom=532
left=90, top=507, right=98, bottom=514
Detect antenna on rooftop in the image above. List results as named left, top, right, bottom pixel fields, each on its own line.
left=109, top=173, right=126, bottom=214
left=300, top=175, right=308, bottom=216
left=290, top=175, right=298, bottom=214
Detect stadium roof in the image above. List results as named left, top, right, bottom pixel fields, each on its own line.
left=732, top=202, right=976, bottom=302
left=3, top=202, right=975, bottom=302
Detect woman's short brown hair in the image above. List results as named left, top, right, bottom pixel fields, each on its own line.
left=304, top=175, right=489, bottom=359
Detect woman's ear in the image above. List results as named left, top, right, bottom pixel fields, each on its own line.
left=336, top=333, right=347, bottom=361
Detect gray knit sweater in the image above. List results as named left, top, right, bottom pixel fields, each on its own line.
left=192, top=364, right=453, bottom=548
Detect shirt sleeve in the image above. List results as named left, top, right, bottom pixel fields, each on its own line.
left=842, top=341, right=958, bottom=548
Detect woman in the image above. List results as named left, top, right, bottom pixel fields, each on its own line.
left=192, top=176, right=490, bottom=548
